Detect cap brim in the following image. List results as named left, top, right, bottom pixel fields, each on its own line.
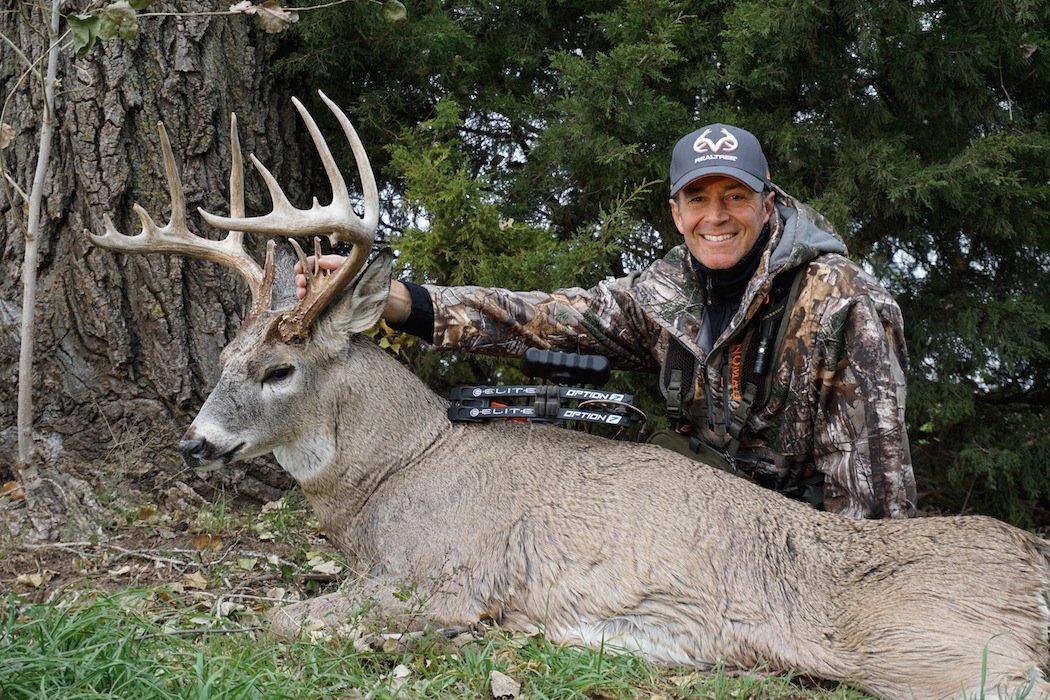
left=670, top=166, right=766, bottom=196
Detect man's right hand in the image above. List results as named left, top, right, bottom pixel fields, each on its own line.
left=293, top=254, right=412, bottom=324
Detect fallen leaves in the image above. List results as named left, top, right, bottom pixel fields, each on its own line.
left=15, top=570, right=55, bottom=589
left=192, top=533, right=223, bottom=551
left=490, top=669, right=521, bottom=699
left=229, top=0, right=299, bottom=34
left=182, top=570, right=208, bottom=590
left=305, top=551, right=343, bottom=576
left=1, top=480, right=24, bottom=501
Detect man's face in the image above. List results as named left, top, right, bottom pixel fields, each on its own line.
left=669, top=175, right=775, bottom=270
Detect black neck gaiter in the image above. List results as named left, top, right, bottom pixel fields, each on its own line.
left=691, top=221, right=771, bottom=340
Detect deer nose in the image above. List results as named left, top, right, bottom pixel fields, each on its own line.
left=179, top=429, right=210, bottom=467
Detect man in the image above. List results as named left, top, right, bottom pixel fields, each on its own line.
left=298, top=124, right=917, bottom=519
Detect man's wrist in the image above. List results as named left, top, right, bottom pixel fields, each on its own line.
left=386, top=281, right=436, bottom=342
left=383, top=280, right=412, bottom=324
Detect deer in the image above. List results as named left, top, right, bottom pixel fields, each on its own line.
left=88, top=92, right=1050, bottom=700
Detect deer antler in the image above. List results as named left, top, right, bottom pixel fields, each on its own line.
left=199, top=90, right=379, bottom=341
left=89, top=115, right=277, bottom=319
left=89, top=92, right=380, bottom=339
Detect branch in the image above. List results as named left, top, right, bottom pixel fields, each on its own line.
left=138, top=0, right=364, bottom=18
left=16, top=0, right=61, bottom=468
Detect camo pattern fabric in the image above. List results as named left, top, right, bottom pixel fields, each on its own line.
left=425, top=189, right=916, bottom=519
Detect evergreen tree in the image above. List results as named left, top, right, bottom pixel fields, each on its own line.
left=284, top=0, right=1049, bottom=526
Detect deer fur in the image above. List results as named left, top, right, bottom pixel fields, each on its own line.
left=184, top=251, right=1050, bottom=700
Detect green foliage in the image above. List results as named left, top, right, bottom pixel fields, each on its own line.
left=285, top=0, right=1049, bottom=526
left=67, top=14, right=101, bottom=57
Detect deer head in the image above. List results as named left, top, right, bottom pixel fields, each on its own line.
left=89, top=92, right=393, bottom=475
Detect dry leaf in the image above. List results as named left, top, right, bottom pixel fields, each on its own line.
left=136, top=504, right=157, bottom=520
left=490, top=669, right=520, bottom=699
left=182, top=570, right=208, bottom=590
left=215, top=600, right=245, bottom=618
left=192, top=533, right=222, bottom=550
left=261, top=499, right=284, bottom=513
left=236, top=557, right=257, bottom=571
left=228, top=0, right=252, bottom=11
left=389, top=663, right=412, bottom=690
left=255, top=0, right=298, bottom=33
left=108, top=565, right=132, bottom=576
left=1, top=481, right=24, bottom=501
left=0, top=123, right=14, bottom=150
left=16, top=571, right=54, bottom=589
left=310, top=559, right=343, bottom=576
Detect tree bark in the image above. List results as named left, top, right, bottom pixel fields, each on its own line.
left=1, top=2, right=314, bottom=505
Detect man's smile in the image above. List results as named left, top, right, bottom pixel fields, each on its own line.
left=699, top=231, right=738, bottom=243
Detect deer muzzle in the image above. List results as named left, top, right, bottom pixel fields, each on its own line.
left=179, top=427, right=243, bottom=469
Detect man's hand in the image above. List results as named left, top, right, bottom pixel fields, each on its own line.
left=293, top=254, right=412, bottom=323
left=294, top=254, right=347, bottom=300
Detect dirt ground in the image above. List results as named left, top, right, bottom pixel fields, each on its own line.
left=0, top=458, right=343, bottom=614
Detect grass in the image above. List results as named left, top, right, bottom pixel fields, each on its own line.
left=0, top=590, right=873, bottom=699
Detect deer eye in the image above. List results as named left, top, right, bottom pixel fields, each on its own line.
left=262, top=365, right=295, bottom=384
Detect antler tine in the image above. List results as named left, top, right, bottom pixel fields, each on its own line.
left=88, top=122, right=266, bottom=306
left=317, top=89, right=379, bottom=237
left=198, top=92, right=378, bottom=247
left=228, top=112, right=275, bottom=317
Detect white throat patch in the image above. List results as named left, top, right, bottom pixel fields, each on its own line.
left=273, top=432, right=336, bottom=481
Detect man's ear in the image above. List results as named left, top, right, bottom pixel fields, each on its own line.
left=669, top=196, right=684, bottom=234
left=317, top=248, right=394, bottom=339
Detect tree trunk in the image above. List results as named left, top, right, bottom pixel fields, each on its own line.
left=0, top=2, right=313, bottom=512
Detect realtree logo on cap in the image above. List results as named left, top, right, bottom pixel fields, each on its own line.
left=693, top=128, right=739, bottom=155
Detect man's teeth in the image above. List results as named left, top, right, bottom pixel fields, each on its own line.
left=702, top=233, right=736, bottom=242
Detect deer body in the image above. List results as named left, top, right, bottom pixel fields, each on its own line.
left=257, top=337, right=1049, bottom=700
left=90, top=96, right=1050, bottom=700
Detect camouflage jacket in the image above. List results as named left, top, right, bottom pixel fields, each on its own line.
left=422, top=188, right=917, bottom=519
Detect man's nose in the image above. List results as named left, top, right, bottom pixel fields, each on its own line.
left=700, top=199, right=730, bottom=223
left=179, top=428, right=211, bottom=467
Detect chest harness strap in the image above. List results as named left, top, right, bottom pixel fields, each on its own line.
left=661, top=265, right=807, bottom=467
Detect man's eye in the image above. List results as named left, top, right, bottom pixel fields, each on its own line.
left=262, top=365, right=295, bottom=383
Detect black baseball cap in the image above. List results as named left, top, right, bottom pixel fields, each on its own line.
left=669, top=123, right=770, bottom=196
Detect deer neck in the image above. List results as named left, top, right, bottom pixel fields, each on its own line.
left=284, top=338, right=450, bottom=523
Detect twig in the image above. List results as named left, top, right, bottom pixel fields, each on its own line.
left=103, top=544, right=191, bottom=569
left=3, top=171, right=29, bottom=203
left=0, top=30, right=36, bottom=72
left=138, top=0, right=362, bottom=18
left=297, top=572, right=339, bottom=582
left=998, top=59, right=1013, bottom=122
left=138, top=626, right=263, bottom=639
left=16, top=0, right=62, bottom=468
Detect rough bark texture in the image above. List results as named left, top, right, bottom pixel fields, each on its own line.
left=0, top=2, right=315, bottom=503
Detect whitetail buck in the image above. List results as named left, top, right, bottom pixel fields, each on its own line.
left=89, top=92, right=1050, bottom=700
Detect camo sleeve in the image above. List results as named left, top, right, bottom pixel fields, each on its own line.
left=814, top=294, right=917, bottom=519
left=422, top=274, right=663, bottom=372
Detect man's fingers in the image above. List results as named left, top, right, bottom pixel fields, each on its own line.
left=294, top=255, right=346, bottom=301
left=316, top=254, right=346, bottom=271
left=294, top=254, right=346, bottom=275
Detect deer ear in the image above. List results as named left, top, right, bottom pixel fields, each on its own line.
left=318, top=248, right=394, bottom=338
